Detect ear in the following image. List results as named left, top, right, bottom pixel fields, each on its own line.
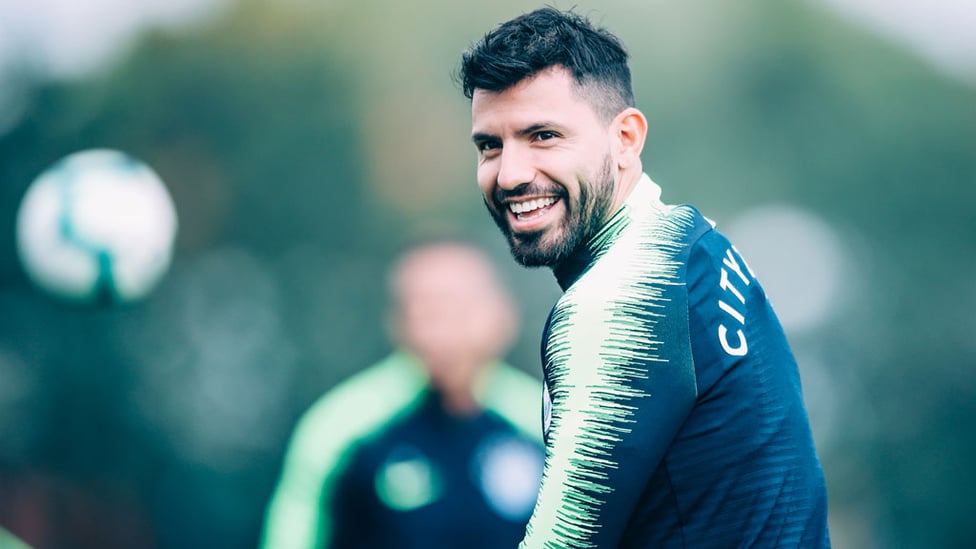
left=613, top=107, right=647, bottom=170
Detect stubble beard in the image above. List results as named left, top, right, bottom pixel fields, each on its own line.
left=487, top=155, right=615, bottom=268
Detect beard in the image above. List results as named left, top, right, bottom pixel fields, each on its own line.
left=486, top=155, right=615, bottom=267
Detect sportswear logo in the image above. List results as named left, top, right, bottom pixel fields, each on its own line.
left=474, top=434, right=544, bottom=520
left=717, top=246, right=755, bottom=357
left=375, top=445, right=442, bottom=511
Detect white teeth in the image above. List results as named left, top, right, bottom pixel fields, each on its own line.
left=509, top=197, right=556, bottom=214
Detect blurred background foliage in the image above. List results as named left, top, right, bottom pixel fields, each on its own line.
left=0, top=0, right=973, bottom=547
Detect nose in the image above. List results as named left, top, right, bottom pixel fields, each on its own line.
left=495, top=145, right=535, bottom=191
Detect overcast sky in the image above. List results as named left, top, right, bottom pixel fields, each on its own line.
left=0, top=0, right=230, bottom=80
left=820, top=0, right=975, bottom=82
left=0, top=0, right=972, bottom=84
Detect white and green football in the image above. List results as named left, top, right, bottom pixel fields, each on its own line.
left=16, top=149, right=178, bottom=305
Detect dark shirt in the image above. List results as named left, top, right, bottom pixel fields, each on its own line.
left=261, top=353, right=543, bottom=549
left=331, top=390, right=543, bottom=549
left=523, top=175, right=830, bottom=548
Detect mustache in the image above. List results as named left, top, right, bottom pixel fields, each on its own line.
left=492, top=183, right=567, bottom=203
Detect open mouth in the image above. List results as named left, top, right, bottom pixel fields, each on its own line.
left=508, top=196, right=558, bottom=220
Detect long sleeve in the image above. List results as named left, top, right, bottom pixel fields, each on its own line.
left=521, top=175, right=830, bottom=546
left=520, top=202, right=701, bottom=548
left=260, top=354, right=426, bottom=549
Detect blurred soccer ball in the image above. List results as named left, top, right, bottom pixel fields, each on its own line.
left=16, top=149, right=178, bottom=305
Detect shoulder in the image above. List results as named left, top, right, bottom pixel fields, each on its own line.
left=645, top=205, right=756, bottom=291
left=287, top=353, right=428, bottom=456
left=479, top=363, right=544, bottom=442
left=683, top=222, right=759, bottom=297
left=560, top=204, right=712, bottom=305
left=661, top=204, right=716, bottom=253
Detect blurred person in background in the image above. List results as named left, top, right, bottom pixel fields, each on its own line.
left=458, top=7, right=830, bottom=548
left=260, top=241, right=543, bottom=549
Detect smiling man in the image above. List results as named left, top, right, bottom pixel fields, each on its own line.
left=469, top=65, right=623, bottom=268
left=459, top=7, right=830, bottom=548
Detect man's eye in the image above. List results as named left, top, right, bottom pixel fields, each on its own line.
left=478, top=141, right=501, bottom=153
left=535, top=131, right=557, bottom=141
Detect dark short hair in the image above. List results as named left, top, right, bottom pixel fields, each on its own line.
left=458, top=7, right=634, bottom=121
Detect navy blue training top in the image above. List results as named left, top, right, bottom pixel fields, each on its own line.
left=261, top=353, right=544, bottom=549
left=330, top=390, right=543, bottom=549
left=521, top=175, right=830, bottom=548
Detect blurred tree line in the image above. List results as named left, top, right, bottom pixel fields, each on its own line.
left=0, top=0, right=973, bottom=547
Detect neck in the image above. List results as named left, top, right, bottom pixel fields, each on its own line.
left=438, top=387, right=480, bottom=416
left=610, top=167, right=643, bottom=215
left=551, top=171, right=648, bottom=290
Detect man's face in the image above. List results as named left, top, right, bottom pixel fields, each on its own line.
left=393, top=248, right=515, bottom=395
left=470, top=67, right=617, bottom=267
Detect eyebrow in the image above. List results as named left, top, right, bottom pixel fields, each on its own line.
left=471, top=132, right=496, bottom=144
left=517, top=123, right=556, bottom=137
